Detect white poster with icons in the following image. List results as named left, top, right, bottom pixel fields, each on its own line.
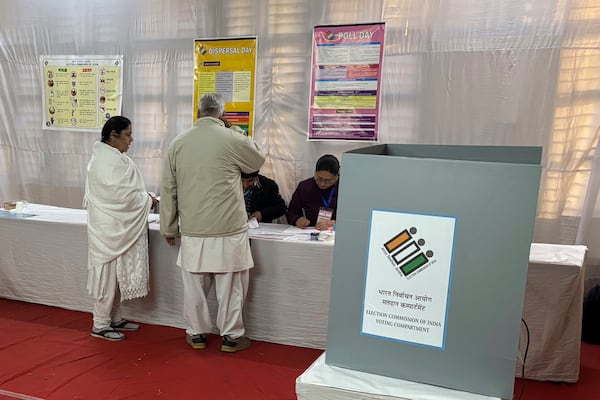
left=40, top=55, right=123, bottom=131
left=361, top=209, right=456, bottom=349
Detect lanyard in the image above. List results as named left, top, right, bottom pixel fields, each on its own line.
left=320, top=186, right=335, bottom=209
left=244, top=188, right=253, bottom=203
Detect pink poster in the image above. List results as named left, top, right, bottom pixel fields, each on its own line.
left=309, top=23, right=385, bottom=141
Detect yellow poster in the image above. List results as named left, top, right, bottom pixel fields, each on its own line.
left=193, top=37, right=257, bottom=136
left=40, top=55, right=123, bottom=131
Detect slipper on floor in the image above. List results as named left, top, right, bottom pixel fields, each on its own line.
left=111, top=320, right=140, bottom=331
left=91, top=328, right=125, bottom=341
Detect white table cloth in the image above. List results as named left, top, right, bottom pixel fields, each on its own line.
left=296, top=353, right=501, bottom=400
left=516, top=243, right=587, bottom=382
left=0, top=204, right=588, bottom=373
left=0, top=204, right=333, bottom=349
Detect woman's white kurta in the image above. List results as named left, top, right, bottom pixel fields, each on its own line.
left=84, top=141, right=151, bottom=300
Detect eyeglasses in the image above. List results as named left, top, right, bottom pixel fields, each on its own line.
left=314, top=175, right=336, bottom=185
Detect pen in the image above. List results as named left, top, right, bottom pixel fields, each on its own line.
left=302, top=208, right=307, bottom=219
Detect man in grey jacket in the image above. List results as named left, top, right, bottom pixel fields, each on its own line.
left=160, top=93, right=265, bottom=352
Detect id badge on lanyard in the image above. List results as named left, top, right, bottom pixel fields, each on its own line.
left=316, top=207, right=333, bottom=224
left=317, top=186, right=335, bottom=224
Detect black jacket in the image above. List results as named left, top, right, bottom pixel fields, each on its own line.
left=245, top=175, right=287, bottom=223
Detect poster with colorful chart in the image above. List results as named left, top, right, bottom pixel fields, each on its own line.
left=309, top=23, right=385, bottom=141
left=40, top=55, right=123, bottom=131
left=193, top=37, right=257, bottom=137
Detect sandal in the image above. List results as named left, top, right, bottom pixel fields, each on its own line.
left=111, top=320, right=140, bottom=331
left=91, top=328, right=125, bottom=341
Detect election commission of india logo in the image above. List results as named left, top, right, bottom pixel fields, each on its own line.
left=381, top=226, right=435, bottom=278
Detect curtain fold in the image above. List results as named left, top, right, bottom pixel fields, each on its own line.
left=2, top=0, right=600, bottom=269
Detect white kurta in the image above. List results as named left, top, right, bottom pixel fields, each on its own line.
left=176, top=231, right=254, bottom=273
left=84, top=141, right=152, bottom=300
left=177, top=231, right=253, bottom=338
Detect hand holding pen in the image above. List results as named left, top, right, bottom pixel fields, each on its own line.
left=296, top=207, right=311, bottom=228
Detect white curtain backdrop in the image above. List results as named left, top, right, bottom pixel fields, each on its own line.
left=2, top=0, right=600, bottom=276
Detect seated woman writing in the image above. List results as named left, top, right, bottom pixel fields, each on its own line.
left=286, top=154, right=339, bottom=231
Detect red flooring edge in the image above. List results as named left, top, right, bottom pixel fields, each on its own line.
left=0, top=298, right=598, bottom=399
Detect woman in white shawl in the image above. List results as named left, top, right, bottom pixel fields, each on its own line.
left=84, top=116, right=158, bottom=341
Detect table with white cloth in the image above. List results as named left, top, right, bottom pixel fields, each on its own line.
left=0, top=204, right=588, bottom=373
left=0, top=204, right=333, bottom=349
left=296, top=352, right=501, bottom=400
left=515, top=243, right=587, bottom=383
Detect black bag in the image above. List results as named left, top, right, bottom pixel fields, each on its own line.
left=582, top=285, right=600, bottom=344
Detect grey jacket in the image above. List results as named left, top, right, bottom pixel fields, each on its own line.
left=160, top=116, right=265, bottom=237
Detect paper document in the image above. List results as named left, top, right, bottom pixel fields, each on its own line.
left=282, top=226, right=319, bottom=235
left=0, top=210, right=36, bottom=218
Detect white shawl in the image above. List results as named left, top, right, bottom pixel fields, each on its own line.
left=84, top=141, right=151, bottom=271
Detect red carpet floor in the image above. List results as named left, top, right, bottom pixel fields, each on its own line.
left=0, top=298, right=598, bottom=399
left=0, top=299, right=322, bottom=399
